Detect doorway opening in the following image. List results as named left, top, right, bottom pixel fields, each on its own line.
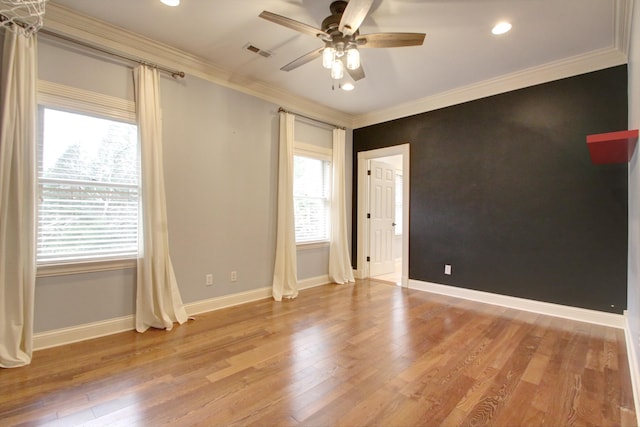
left=356, top=144, right=409, bottom=287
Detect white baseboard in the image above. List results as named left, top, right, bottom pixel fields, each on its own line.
left=33, top=315, right=136, bottom=351
left=187, top=275, right=329, bottom=316
left=298, top=274, right=331, bottom=290
left=185, top=286, right=273, bottom=316
left=409, top=279, right=625, bottom=329
left=34, top=275, right=332, bottom=351
left=624, top=312, right=640, bottom=426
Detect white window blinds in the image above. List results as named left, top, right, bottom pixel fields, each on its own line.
left=37, top=107, right=139, bottom=264
left=293, top=154, right=331, bottom=243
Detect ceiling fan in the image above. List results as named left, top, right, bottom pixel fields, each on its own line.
left=259, top=0, right=426, bottom=84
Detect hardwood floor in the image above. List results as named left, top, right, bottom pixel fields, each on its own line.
left=0, top=279, right=636, bottom=426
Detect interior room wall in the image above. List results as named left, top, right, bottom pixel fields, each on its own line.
left=354, top=65, right=628, bottom=314
left=30, top=35, right=348, bottom=333
left=627, top=0, right=640, bottom=379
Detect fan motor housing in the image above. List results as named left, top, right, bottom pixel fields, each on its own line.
left=329, top=0, right=348, bottom=15
left=322, top=14, right=341, bottom=35
left=322, top=0, right=359, bottom=41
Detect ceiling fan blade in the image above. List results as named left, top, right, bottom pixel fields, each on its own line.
left=346, top=64, right=366, bottom=81
left=339, top=0, right=374, bottom=36
left=259, top=11, right=330, bottom=40
left=357, top=32, right=426, bottom=48
left=281, top=48, right=324, bottom=72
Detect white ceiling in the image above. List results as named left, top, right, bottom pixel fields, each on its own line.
left=48, top=0, right=621, bottom=118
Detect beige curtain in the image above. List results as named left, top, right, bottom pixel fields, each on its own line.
left=272, top=111, right=298, bottom=301
left=134, top=65, right=187, bottom=332
left=0, top=29, right=37, bottom=368
left=329, top=128, right=355, bottom=284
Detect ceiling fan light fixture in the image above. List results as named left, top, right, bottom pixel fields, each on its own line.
left=492, top=22, right=512, bottom=35
left=160, top=0, right=180, bottom=6
left=346, top=46, right=360, bottom=70
left=331, top=59, right=344, bottom=80
left=322, top=47, right=335, bottom=69
left=342, top=82, right=355, bottom=91
left=259, top=0, right=426, bottom=86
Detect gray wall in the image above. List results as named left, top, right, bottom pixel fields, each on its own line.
left=32, top=35, right=351, bottom=333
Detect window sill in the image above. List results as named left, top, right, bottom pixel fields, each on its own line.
left=296, top=241, right=330, bottom=250
left=37, top=258, right=136, bottom=277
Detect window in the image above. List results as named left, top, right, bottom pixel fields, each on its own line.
left=37, top=107, right=139, bottom=264
left=293, top=149, right=331, bottom=244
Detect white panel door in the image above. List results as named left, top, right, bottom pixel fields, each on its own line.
left=369, top=159, right=396, bottom=277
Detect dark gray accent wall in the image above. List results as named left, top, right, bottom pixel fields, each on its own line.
left=353, top=66, right=628, bottom=313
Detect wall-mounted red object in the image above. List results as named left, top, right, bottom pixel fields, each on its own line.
left=586, top=129, right=639, bottom=164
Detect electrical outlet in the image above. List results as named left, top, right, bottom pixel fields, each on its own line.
left=231, top=271, right=237, bottom=282
left=205, top=274, right=213, bottom=286
left=444, top=264, right=452, bottom=275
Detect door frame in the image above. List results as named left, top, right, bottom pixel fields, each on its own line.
left=356, top=144, right=410, bottom=287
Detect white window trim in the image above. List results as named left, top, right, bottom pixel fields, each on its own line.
left=36, top=81, right=138, bottom=276
left=296, top=241, right=330, bottom=250
left=37, top=259, right=136, bottom=277
left=294, top=142, right=332, bottom=247
left=294, top=141, right=332, bottom=160
left=38, top=80, right=136, bottom=123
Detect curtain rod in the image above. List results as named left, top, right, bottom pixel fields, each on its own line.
left=278, top=107, right=345, bottom=130
left=39, top=28, right=186, bottom=79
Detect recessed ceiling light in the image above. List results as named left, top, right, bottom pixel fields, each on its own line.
left=492, top=22, right=512, bottom=35
left=342, top=82, right=355, bottom=91
left=160, top=0, right=180, bottom=6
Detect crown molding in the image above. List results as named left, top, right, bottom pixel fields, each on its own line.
left=615, top=0, right=634, bottom=57
left=352, top=47, right=627, bottom=129
left=43, top=3, right=354, bottom=128
left=43, top=2, right=631, bottom=131
left=353, top=0, right=632, bottom=128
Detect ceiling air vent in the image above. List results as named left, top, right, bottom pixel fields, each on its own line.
left=244, top=43, right=273, bottom=58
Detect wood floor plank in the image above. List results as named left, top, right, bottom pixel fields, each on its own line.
left=0, top=280, right=635, bottom=426
left=461, top=331, right=541, bottom=426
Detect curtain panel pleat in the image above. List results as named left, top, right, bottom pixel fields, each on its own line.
left=0, top=29, right=37, bottom=368
left=134, top=65, right=187, bottom=332
left=272, top=112, right=298, bottom=301
left=329, top=128, right=355, bottom=284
